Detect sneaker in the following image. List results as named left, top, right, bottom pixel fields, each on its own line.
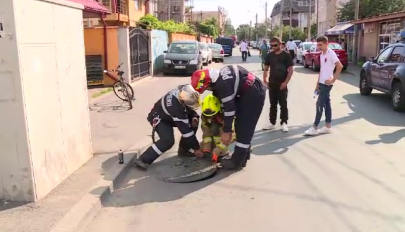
left=133, top=158, right=149, bottom=170
left=281, top=123, right=289, bottom=132
left=318, top=126, right=332, bottom=134
left=263, top=123, right=276, bottom=130
left=304, top=126, right=319, bottom=136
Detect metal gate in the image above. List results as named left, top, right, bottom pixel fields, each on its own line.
left=129, top=28, right=150, bottom=81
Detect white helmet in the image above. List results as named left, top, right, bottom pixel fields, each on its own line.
left=178, top=84, right=201, bottom=110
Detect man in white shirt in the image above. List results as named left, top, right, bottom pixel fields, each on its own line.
left=304, top=36, right=343, bottom=136
left=240, top=40, right=249, bottom=62
left=285, top=39, right=297, bottom=60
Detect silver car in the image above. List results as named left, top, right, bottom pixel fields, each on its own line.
left=208, top=43, right=224, bottom=63
left=199, top=43, right=213, bottom=66
left=296, top=42, right=316, bottom=64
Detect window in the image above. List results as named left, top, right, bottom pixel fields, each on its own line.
left=388, top=46, right=405, bottom=63
left=298, top=1, right=308, bottom=6
left=168, top=43, right=197, bottom=54
left=310, top=45, right=316, bottom=52
left=134, top=0, right=139, bottom=10
left=328, top=43, right=342, bottom=50
left=376, top=47, right=393, bottom=63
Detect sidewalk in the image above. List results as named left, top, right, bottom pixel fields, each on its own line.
left=346, top=64, right=361, bottom=77
left=0, top=75, right=190, bottom=232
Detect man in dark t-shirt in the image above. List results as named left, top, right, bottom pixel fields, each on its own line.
left=262, top=36, right=294, bottom=132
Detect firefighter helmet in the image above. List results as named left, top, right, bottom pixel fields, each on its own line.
left=191, top=69, right=213, bottom=93
left=202, top=94, right=221, bottom=117
left=178, top=84, right=201, bottom=110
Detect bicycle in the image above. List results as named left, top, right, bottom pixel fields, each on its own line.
left=104, top=63, right=134, bottom=109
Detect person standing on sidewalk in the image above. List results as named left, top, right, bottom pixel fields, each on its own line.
left=304, top=36, right=343, bottom=136
left=262, top=36, right=294, bottom=132
left=259, top=39, right=270, bottom=71
left=240, top=40, right=249, bottom=62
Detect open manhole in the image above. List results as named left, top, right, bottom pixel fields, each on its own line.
left=150, top=156, right=218, bottom=183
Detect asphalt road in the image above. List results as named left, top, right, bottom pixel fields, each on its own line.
left=85, top=49, right=405, bottom=232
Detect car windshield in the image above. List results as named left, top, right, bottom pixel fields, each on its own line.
left=208, top=44, right=221, bottom=50
left=199, top=44, right=207, bottom=50
left=328, top=43, right=343, bottom=50
left=168, top=43, right=197, bottom=54
left=304, top=43, right=314, bottom=50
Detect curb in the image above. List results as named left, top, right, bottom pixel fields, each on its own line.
left=50, top=140, right=152, bottom=232
left=89, top=75, right=153, bottom=104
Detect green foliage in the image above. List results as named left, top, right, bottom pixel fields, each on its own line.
left=338, top=0, right=405, bottom=21
left=270, top=26, right=306, bottom=42
left=236, top=24, right=251, bottom=40
left=138, top=15, right=195, bottom=34
left=224, top=19, right=236, bottom=36
left=196, top=18, right=219, bottom=37
left=311, top=23, right=317, bottom=38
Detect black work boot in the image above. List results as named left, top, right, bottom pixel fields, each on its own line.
left=133, top=158, right=149, bottom=170
left=178, top=147, right=195, bottom=157
left=220, top=157, right=243, bottom=170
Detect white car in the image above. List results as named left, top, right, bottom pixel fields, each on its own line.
left=296, top=42, right=316, bottom=64
left=199, top=43, right=212, bottom=66
left=208, top=43, right=224, bottom=62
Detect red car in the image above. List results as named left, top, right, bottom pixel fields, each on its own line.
left=303, top=42, right=348, bottom=71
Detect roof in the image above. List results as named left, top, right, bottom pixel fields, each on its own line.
left=66, top=0, right=109, bottom=14
left=271, top=0, right=315, bottom=17
left=351, top=10, right=405, bottom=24
left=325, top=22, right=354, bottom=35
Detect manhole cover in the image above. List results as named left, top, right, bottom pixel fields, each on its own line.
left=150, top=156, right=218, bottom=183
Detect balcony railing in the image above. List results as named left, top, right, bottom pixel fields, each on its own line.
left=101, top=0, right=127, bottom=14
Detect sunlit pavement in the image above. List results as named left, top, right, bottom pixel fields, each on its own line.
left=85, top=49, right=405, bottom=232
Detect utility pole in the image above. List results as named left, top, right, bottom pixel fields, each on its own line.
left=279, top=0, right=284, bottom=39
left=352, top=0, right=360, bottom=64
left=289, top=0, right=292, bottom=39
left=316, top=0, right=319, bottom=36
left=307, top=0, right=311, bottom=40
left=249, top=20, right=252, bottom=41
left=265, top=2, right=268, bottom=38
left=168, top=0, right=171, bottom=20
left=200, top=10, right=203, bottom=21
left=255, top=13, right=258, bottom=41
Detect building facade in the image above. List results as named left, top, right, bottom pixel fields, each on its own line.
left=316, top=0, right=350, bottom=36
left=155, top=0, right=186, bottom=23
left=270, top=0, right=315, bottom=32
left=185, top=9, right=226, bottom=33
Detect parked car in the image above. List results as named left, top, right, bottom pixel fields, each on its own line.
left=359, top=41, right=405, bottom=111
left=199, top=42, right=213, bottom=66
left=208, top=43, right=224, bottom=62
left=250, top=41, right=257, bottom=48
left=296, top=42, right=315, bottom=63
left=163, top=40, right=203, bottom=75
left=303, top=42, right=348, bottom=71
left=293, top=40, right=302, bottom=47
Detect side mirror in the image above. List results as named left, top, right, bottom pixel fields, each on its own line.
left=163, top=51, right=167, bottom=53
left=369, top=57, right=375, bottom=62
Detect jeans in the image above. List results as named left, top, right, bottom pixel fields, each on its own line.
left=268, top=83, right=288, bottom=125
left=314, top=84, right=333, bottom=127
left=241, top=51, right=248, bottom=61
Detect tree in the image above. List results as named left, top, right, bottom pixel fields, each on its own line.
left=224, top=19, right=236, bottom=36
left=338, top=0, right=405, bottom=21
left=236, top=24, right=252, bottom=41
left=271, top=26, right=306, bottom=42
left=192, top=17, right=220, bottom=37
left=311, top=23, right=317, bottom=38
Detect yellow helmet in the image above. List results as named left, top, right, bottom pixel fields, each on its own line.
left=202, top=94, right=221, bottom=117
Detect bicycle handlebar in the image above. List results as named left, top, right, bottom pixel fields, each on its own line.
left=103, top=62, right=124, bottom=73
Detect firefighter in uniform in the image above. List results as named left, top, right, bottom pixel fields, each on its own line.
left=134, top=84, right=203, bottom=170
left=191, top=65, right=266, bottom=170
left=200, top=94, right=235, bottom=162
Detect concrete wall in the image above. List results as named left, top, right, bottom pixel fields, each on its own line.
left=169, top=32, right=196, bottom=43
left=150, top=30, right=168, bottom=75
left=0, top=0, right=93, bottom=202
left=118, top=27, right=131, bottom=83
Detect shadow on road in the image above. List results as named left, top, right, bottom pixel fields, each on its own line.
left=89, top=99, right=131, bottom=113
left=366, top=129, right=405, bottom=145
left=99, top=151, right=234, bottom=208
left=251, top=113, right=359, bottom=156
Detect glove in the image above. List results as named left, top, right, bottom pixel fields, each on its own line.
left=203, top=151, right=211, bottom=159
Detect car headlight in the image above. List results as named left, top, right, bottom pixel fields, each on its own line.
left=164, top=60, right=171, bottom=64
left=189, top=60, right=198, bottom=65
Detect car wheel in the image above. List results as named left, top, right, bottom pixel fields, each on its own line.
left=391, top=81, right=405, bottom=112
left=303, top=58, right=308, bottom=68
left=359, top=71, right=372, bottom=96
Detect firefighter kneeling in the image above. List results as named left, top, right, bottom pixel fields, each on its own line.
left=200, top=94, right=235, bottom=163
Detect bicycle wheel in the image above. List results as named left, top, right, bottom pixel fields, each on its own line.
left=113, top=81, right=134, bottom=101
